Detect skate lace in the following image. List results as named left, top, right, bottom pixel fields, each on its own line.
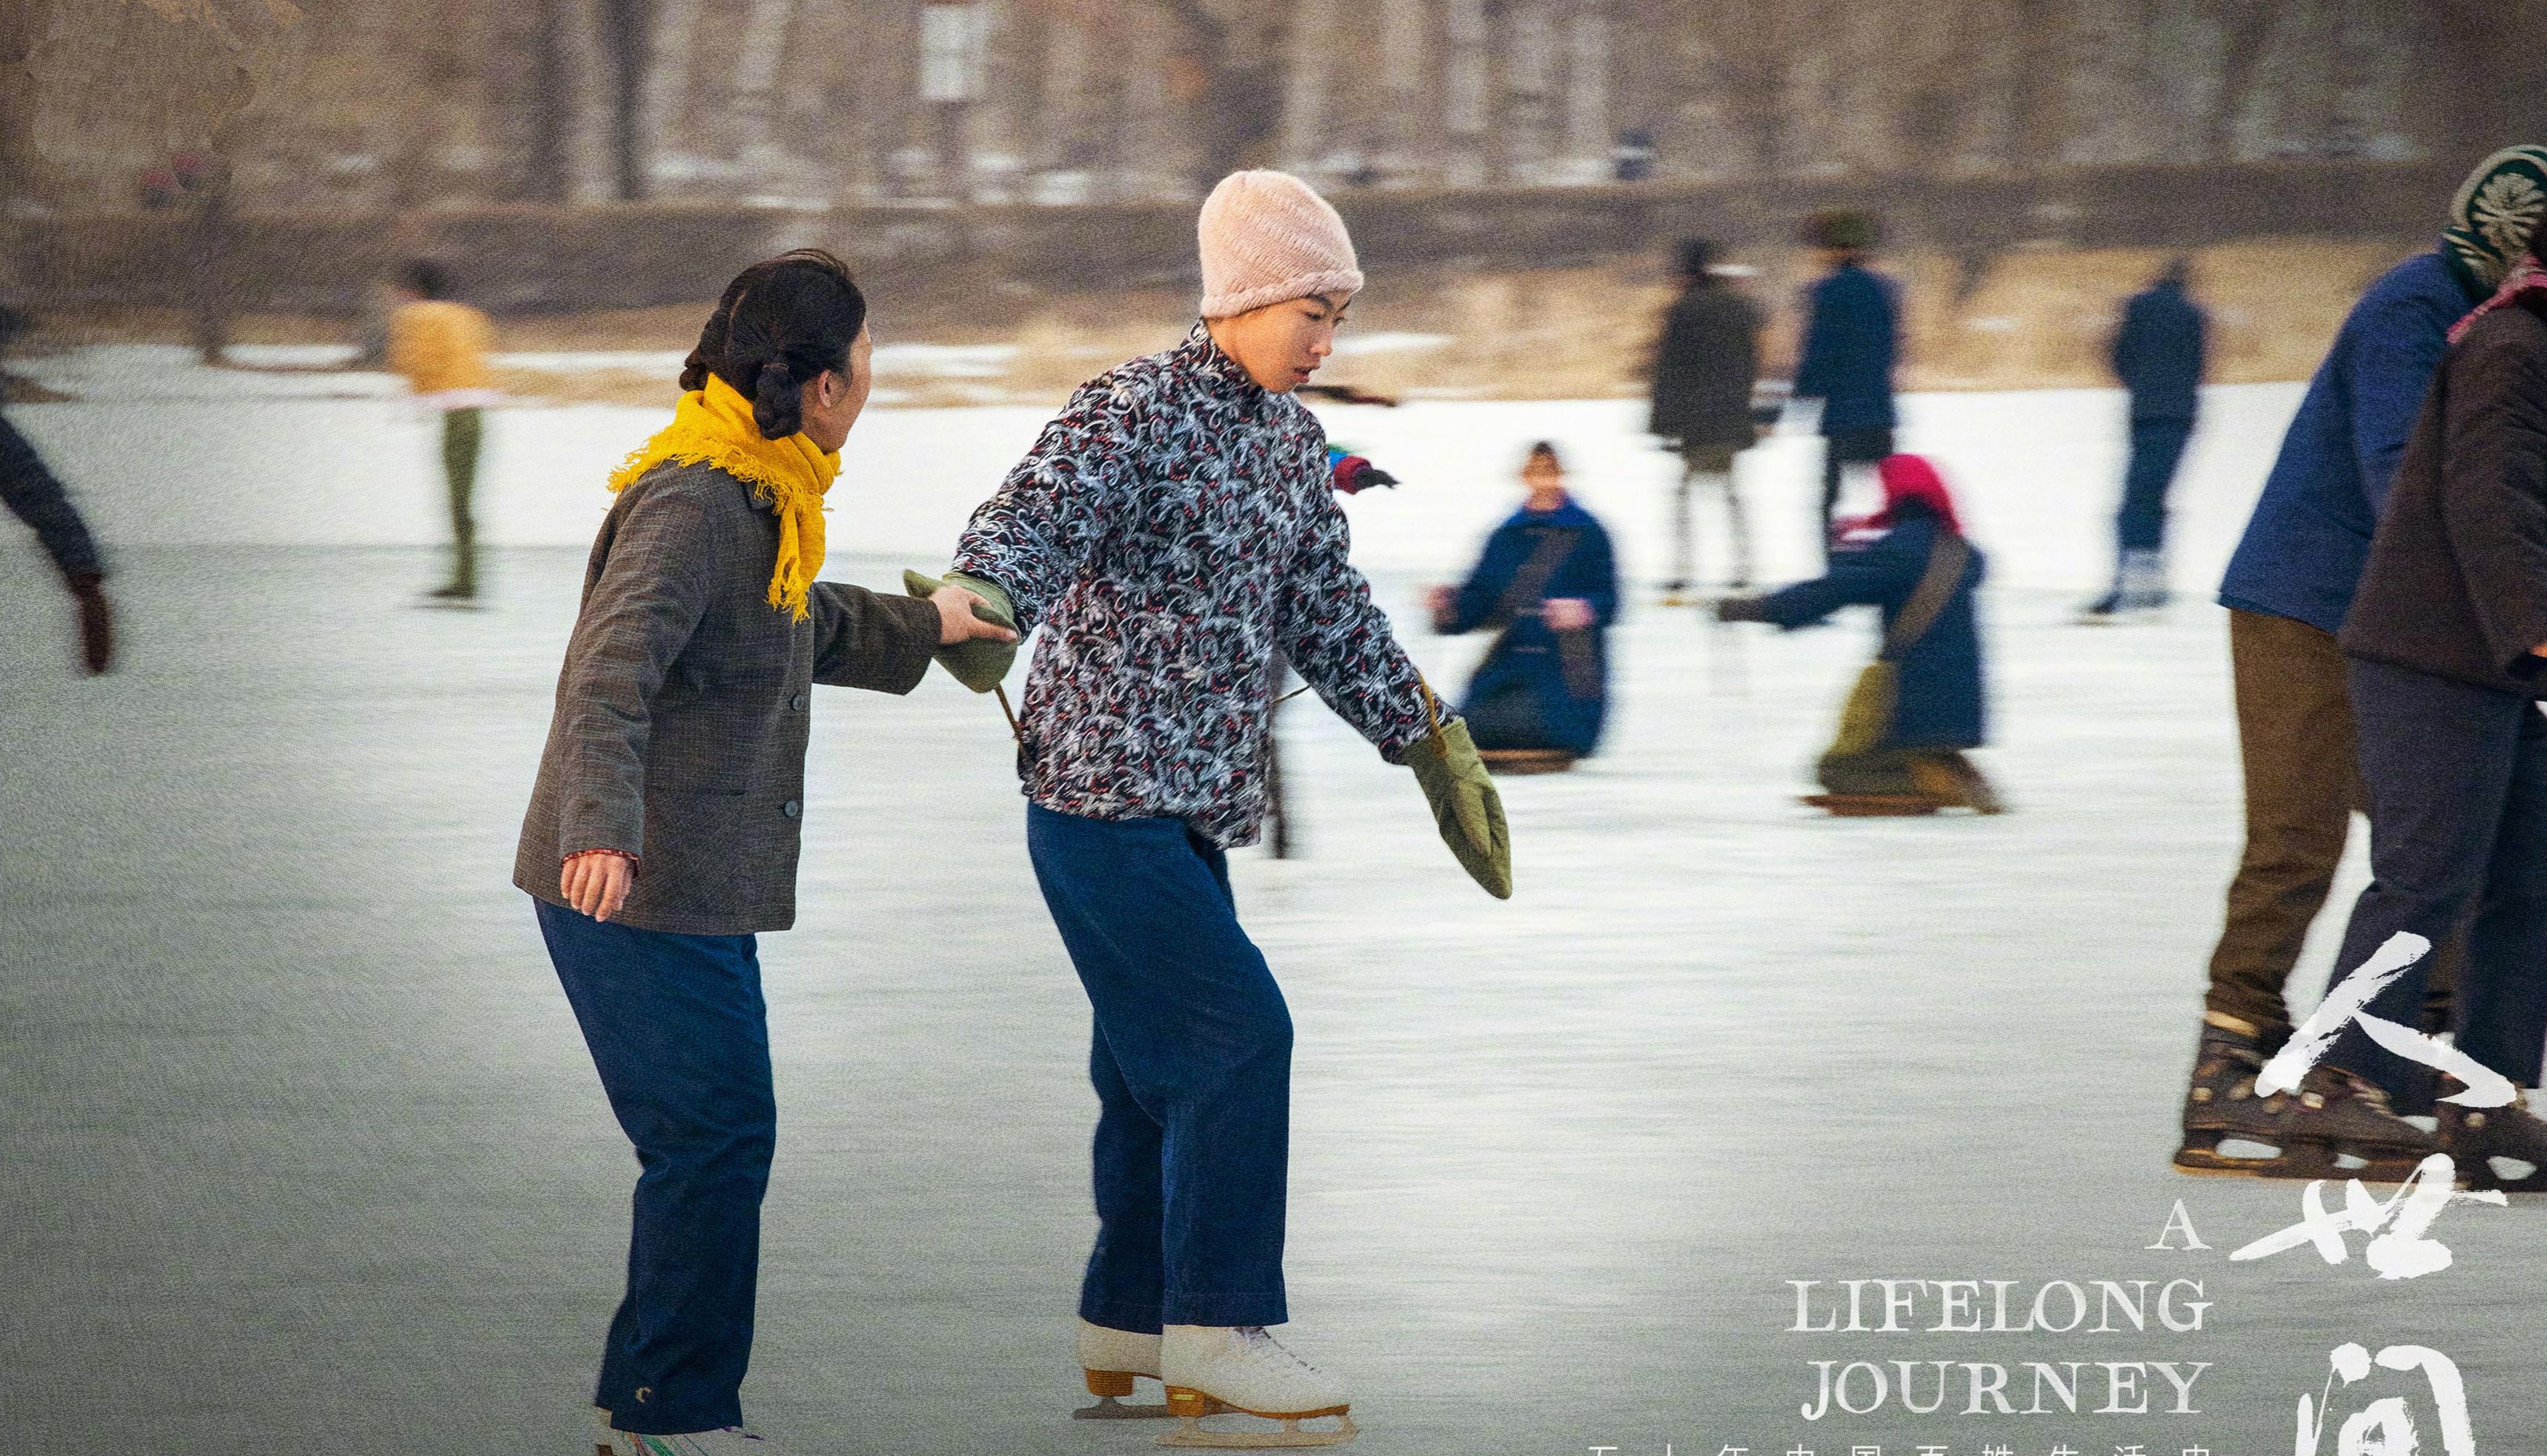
left=1234, top=1326, right=1324, bottom=1374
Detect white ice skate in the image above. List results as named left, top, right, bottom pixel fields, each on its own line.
left=1077, top=1318, right=1173, bottom=1420
left=1155, top=1324, right=1357, bottom=1448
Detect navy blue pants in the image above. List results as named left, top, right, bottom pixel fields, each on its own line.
left=2115, top=415, right=2194, bottom=553
left=538, top=898, right=774, bottom=1435
left=2322, top=660, right=2547, bottom=1096
left=1026, top=805, right=1292, bottom=1331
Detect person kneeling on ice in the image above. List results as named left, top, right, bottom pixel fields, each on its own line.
left=1718, top=453, right=2001, bottom=815
left=914, top=169, right=1509, bottom=1450
left=1426, top=440, right=1618, bottom=773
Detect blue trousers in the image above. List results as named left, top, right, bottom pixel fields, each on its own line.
left=2115, top=415, right=2194, bottom=554
left=1025, top=805, right=1292, bottom=1331
left=2323, top=660, right=2547, bottom=1096
left=537, top=898, right=774, bottom=1435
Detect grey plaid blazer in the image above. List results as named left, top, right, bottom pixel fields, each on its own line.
left=514, top=460, right=940, bottom=934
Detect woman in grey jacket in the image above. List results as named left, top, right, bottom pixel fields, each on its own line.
left=514, top=250, right=1013, bottom=1454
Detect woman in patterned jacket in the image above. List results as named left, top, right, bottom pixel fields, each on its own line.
left=929, top=170, right=1506, bottom=1447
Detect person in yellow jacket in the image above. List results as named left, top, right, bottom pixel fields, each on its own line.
left=387, top=259, right=497, bottom=602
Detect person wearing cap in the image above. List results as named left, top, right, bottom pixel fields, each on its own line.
left=929, top=168, right=1508, bottom=1446
left=2174, top=145, right=2547, bottom=1180
left=1791, top=208, right=1900, bottom=561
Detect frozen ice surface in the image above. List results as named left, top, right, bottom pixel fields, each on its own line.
left=7, top=378, right=2547, bottom=1455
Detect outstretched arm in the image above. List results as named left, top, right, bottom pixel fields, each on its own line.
left=948, top=379, right=1132, bottom=630
left=1278, top=489, right=1435, bottom=760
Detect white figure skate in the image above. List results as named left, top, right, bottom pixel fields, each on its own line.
left=1156, top=1324, right=1357, bottom=1448
left=1077, top=1318, right=1173, bottom=1419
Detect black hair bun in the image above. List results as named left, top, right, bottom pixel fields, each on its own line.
left=751, top=358, right=802, bottom=439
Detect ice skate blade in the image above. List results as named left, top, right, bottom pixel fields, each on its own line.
left=2175, top=1135, right=2433, bottom=1184
left=1077, top=1395, right=1174, bottom=1420
left=1802, top=794, right=1939, bottom=817
left=1158, top=1390, right=1356, bottom=1448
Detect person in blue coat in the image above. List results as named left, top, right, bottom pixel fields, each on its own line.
left=1791, top=209, right=1900, bottom=558
left=2171, top=144, right=2547, bottom=1177
left=2084, top=257, right=2208, bottom=619
left=1429, top=441, right=1618, bottom=767
left=1719, top=453, right=1999, bottom=814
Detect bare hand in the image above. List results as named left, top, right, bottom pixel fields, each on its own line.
left=1542, top=597, right=1595, bottom=631
left=561, top=851, right=635, bottom=923
left=932, top=584, right=1019, bottom=646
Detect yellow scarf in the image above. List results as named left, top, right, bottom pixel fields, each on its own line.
left=608, top=374, right=837, bottom=619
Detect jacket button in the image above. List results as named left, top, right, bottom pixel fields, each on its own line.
left=791, top=693, right=807, bottom=711
left=783, top=800, right=802, bottom=819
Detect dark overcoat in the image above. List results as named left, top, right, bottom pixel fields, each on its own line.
left=2342, top=300, right=2547, bottom=699
left=1648, top=283, right=1762, bottom=448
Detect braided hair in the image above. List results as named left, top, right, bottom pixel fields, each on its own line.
left=680, top=249, right=868, bottom=440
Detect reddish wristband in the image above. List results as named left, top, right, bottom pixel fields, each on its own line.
left=563, top=848, right=639, bottom=866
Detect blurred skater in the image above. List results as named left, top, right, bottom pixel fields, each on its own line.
left=516, top=251, right=1015, bottom=1453
left=1791, top=209, right=1899, bottom=560
left=387, top=259, right=497, bottom=603
left=2268, top=215, right=2547, bottom=1190
left=1647, top=239, right=1761, bottom=599
left=2173, top=144, right=2547, bottom=1177
left=2082, top=258, right=2208, bottom=621
left=937, top=169, right=1509, bottom=1446
left=1719, top=454, right=1998, bottom=816
left=1428, top=442, right=1618, bottom=773
left=1, top=306, right=112, bottom=674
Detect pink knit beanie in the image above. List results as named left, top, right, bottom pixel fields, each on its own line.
left=1196, top=170, right=1364, bottom=319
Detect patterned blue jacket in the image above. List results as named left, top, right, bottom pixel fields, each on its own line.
left=952, top=324, right=1434, bottom=847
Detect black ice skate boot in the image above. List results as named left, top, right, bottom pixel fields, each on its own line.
left=2437, top=1094, right=2547, bottom=1193
left=2172, top=1018, right=2288, bottom=1176
left=2265, top=1065, right=2441, bottom=1182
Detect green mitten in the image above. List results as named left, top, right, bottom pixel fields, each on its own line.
left=1404, top=716, right=1513, bottom=899
left=902, top=568, right=1019, bottom=693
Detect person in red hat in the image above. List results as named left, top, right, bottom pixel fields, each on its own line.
left=1719, top=453, right=2001, bottom=814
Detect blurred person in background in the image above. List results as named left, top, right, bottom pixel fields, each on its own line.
left=2082, top=256, right=2208, bottom=621
left=1719, top=454, right=1999, bottom=817
left=2173, top=144, right=2547, bottom=1177
left=1428, top=441, right=1619, bottom=773
left=515, top=250, right=1015, bottom=1454
left=1791, top=208, right=1900, bottom=562
left=388, top=259, right=497, bottom=604
left=2267, top=212, right=2547, bottom=1190
left=1647, top=238, right=1761, bottom=600
left=0, top=305, right=112, bottom=674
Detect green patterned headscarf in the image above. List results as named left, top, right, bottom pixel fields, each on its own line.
left=2444, top=144, right=2547, bottom=295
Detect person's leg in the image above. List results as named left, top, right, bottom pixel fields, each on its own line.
left=1721, top=449, right=1754, bottom=590
left=441, top=407, right=482, bottom=596
left=1818, top=436, right=1842, bottom=562
left=2455, top=707, right=2547, bottom=1088
left=1078, top=1025, right=1169, bottom=1332
left=2319, top=660, right=2526, bottom=1097
left=2116, top=418, right=2176, bottom=557
left=1026, top=807, right=1291, bottom=1329
left=537, top=898, right=773, bottom=1435
left=2203, top=611, right=2361, bottom=1041
left=1667, top=447, right=1698, bottom=596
